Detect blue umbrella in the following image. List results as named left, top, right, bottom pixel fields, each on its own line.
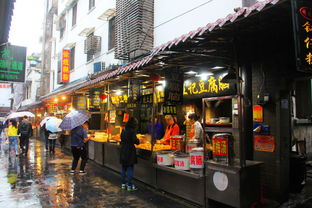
left=45, top=118, right=62, bottom=133
left=59, top=110, right=91, bottom=130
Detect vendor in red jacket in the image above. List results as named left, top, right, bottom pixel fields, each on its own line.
left=159, top=115, right=180, bottom=145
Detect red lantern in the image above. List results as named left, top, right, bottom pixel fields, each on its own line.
left=149, top=73, right=161, bottom=82
left=35, top=108, right=39, bottom=111
left=61, top=103, right=66, bottom=106
left=45, top=104, right=50, bottom=108
left=40, top=108, right=44, bottom=111
left=54, top=103, right=58, bottom=106
left=100, top=94, right=107, bottom=100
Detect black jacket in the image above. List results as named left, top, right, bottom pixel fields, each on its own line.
left=18, top=120, right=32, bottom=137
left=119, top=127, right=140, bottom=166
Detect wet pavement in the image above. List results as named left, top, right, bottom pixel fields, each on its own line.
left=0, top=138, right=192, bottom=208
left=2, top=138, right=312, bottom=208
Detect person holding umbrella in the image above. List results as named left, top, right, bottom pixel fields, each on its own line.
left=18, top=116, right=33, bottom=155
left=59, top=110, right=91, bottom=174
left=45, top=117, right=62, bottom=154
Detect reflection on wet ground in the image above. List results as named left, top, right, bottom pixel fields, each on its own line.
left=0, top=138, right=190, bottom=208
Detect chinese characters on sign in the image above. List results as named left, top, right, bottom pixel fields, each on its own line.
left=183, top=74, right=235, bottom=99
left=253, top=105, right=263, bottom=122
left=190, top=155, right=203, bottom=167
left=163, top=105, right=177, bottom=115
left=62, top=49, right=70, bottom=83
left=141, top=94, right=153, bottom=104
left=165, top=71, right=183, bottom=104
left=212, top=138, right=228, bottom=156
left=111, top=94, right=128, bottom=105
left=254, top=135, right=275, bottom=152
left=0, top=45, right=26, bottom=82
left=292, top=1, right=312, bottom=71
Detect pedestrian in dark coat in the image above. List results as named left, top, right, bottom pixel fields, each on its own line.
left=120, top=117, right=139, bottom=191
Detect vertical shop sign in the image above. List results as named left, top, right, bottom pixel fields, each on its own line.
left=74, top=96, right=87, bottom=110
left=129, top=80, right=141, bottom=102
left=62, top=49, right=70, bottom=82
left=90, top=90, right=101, bottom=107
left=109, top=110, right=116, bottom=123
left=292, top=0, right=312, bottom=72
left=0, top=45, right=26, bottom=82
left=253, top=105, right=263, bottom=122
left=165, top=71, right=183, bottom=104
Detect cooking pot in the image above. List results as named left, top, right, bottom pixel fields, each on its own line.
left=190, top=147, right=204, bottom=169
left=156, top=150, right=174, bottom=166
left=174, top=152, right=190, bottom=170
left=185, top=140, right=200, bottom=153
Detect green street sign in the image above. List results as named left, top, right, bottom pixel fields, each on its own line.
left=0, top=45, right=27, bottom=83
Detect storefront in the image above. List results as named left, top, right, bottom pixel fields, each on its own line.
left=39, top=0, right=312, bottom=207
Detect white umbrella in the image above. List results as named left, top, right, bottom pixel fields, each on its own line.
left=45, top=117, right=63, bottom=133
left=7, top=111, right=35, bottom=119
left=40, top=116, right=56, bottom=127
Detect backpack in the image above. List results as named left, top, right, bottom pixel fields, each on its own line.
left=20, top=122, right=30, bottom=136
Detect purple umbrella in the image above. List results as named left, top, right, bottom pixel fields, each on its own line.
left=59, top=110, right=91, bottom=130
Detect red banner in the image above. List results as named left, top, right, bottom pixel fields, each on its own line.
left=254, top=135, right=275, bottom=152
left=253, top=105, right=263, bottom=122
left=212, top=138, right=228, bottom=156
left=62, top=49, right=70, bottom=83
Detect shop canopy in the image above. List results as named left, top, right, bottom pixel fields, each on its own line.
left=42, top=0, right=289, bottom=101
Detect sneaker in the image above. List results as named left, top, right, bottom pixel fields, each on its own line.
left=70, top=170, right=75, bottom=174
left=121, top=184, right=126, bottom=189
left=127, top=185, right=137, bottom=191
left=79, top=170, right=86, bottom=175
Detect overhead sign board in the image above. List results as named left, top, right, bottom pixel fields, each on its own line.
left=0, top=45, right=27, bottom=83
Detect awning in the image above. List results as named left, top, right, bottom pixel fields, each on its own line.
left=41, top=78, right=87, bottom=101
left=72, top=0, right=284, bottom=88
left=42, top=0, right=286, bottom=98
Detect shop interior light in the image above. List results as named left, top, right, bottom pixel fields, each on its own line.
left=54, top=98, right=58, bottom=102
left=69, top=107, right=76, bottom=112
left=185, top=70, right=198, bottom=75
left=156, top=85, right=164, bottom=91
left=158, top=80, right=166, bottom=87
left=184, top=80, right=191, bottom=87
left=196, top=72, right=213, bottom=80
left=212, top=66, right=225, bottom=70
left=62, top=96, right=66, bottom=100
left=116, top=90, right=122, bottom=96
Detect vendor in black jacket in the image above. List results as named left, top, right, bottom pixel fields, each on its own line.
left=120, top=117, right=140, bottom=191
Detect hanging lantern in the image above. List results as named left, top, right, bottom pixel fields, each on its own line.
left=54, top=103, right=58, bottom=106
left=149, top=73, right=161, bottom=82
left=100, top=94, right=107, bottom=100
left=40, top=108, right=44, bottom=111
left=61, top=103, right=66, bottom=106
left=35, top=108, right=39, bottom=111
left=45, top=104, right=50, bottom=108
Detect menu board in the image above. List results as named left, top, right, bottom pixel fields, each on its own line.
left=73, top=96, right=87, bottom=110
left=162, top=104, right=177, bottom=115
left=254, top=135, right=275, bottom=152
left=165, top=71, right=183, bottom=104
